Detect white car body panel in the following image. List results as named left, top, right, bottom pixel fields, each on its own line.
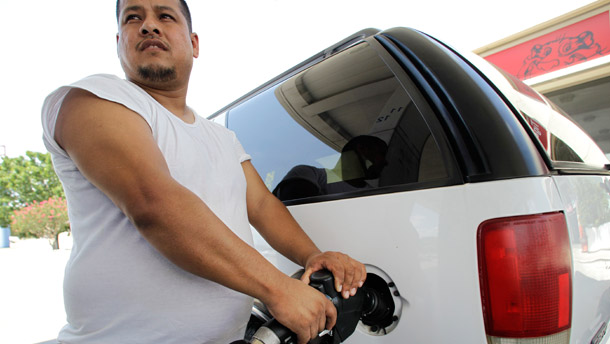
left=224, top=28, right=610, bottom=344
left=254, top=176, right=572, bottom=343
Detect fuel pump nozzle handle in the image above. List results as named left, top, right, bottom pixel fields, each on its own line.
left=250, top=318, right=296, bottom=344
left=250, top=269, right=366, bottom=344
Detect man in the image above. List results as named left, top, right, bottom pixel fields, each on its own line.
left=41, top=0, right=366, bottom=343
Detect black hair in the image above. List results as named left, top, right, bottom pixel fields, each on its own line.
left=116, top=0, right=193, bottom=33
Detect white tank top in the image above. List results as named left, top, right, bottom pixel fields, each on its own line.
left=41, top=74, right=253, bottom=343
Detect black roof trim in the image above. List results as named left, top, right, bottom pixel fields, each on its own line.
left=378, top=28, right=549, bottom=182
left=375, top=33, right=486, bottom=180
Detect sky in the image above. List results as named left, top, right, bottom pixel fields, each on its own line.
left=0, top=0, right=598, bottom=158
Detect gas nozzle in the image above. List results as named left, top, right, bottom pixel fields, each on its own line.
left=249, top=269, right=396, bottom=344
left=250, top=319, right=295, bottom=344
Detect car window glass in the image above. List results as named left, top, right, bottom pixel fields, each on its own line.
left=551, top=134, right=582, bottom=162
left=228, top=42, right=448, bottom=202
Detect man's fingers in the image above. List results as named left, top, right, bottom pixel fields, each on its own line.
left=310, top=324, right=318, bottom=343
left=325, top=299, right=337, bottom=330
left=343, top=257, right=367, bottom=297
left=304, top=251, right=367, bottom=298
left=330, top=264, right=345, bottom=295
left=330, top=253, right=356, bottom=298
left=359, top=263, right=367, bottom=287
left=296, top=327, right=310, bottom=344
left=318, top=312, right=326, bottom=336
left=349, top=258, right=366, bottom=296
left=300, top=267, right=313, bottom=285
left=341, top=255, right=356, bottom=297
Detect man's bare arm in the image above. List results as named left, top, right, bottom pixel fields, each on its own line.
left=242, top=161, right=367, bottom=299
left=55, top=88, right=335, bottom=344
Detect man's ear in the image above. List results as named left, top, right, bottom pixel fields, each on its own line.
left=116, top=33, right=121, bottom=56
left=191, top=32, right=200, bottom=58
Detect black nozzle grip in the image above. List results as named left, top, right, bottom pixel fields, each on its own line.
left=309, top=270, right=339, bottom=299
left=251, top=269, right=363, bottom=344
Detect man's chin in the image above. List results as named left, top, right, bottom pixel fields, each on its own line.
left=137, top=66, right=177, bottom=83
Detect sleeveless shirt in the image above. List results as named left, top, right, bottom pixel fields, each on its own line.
left=41, top=74, right=253, bottom=343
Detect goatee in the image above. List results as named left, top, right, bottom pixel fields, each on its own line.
left=137, top=66, right=177, bottom=82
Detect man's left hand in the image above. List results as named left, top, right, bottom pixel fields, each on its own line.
left=301, top=252, right=367, bottom=299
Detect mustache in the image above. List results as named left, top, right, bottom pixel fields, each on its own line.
left=137, top=37, right=169, bottom=51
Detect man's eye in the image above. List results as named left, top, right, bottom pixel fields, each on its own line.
left=160, top=14, right=175, bottom=20
left=125, top=14, right=141, bottom=22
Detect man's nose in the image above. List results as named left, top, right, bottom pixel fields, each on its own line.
left=140, top=20, right=161, bottom=36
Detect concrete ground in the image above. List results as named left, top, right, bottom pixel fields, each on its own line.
left=0, top=237, right=71, bottom=344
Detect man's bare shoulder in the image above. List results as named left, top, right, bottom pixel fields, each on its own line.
left=59, top=87, right=129, bottom=114
left=55, top=87, right=149, bottom=150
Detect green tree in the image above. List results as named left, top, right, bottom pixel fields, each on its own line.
left=0, top=151, right=65, bottom=228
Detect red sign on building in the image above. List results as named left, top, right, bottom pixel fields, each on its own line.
left=485, top=11, right=610, bottom=80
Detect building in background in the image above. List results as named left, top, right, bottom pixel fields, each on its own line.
left=475, top=0, right=610, bottom=158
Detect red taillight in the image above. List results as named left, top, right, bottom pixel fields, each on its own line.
left=478, top=212, right=572, bottom=340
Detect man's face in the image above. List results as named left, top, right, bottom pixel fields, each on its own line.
left=116, top=0, right=199, bottom=88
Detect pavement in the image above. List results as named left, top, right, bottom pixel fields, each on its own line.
left=0, top=236, right=71, bottom=344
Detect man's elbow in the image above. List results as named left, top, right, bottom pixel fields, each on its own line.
left=120, top=184, right=177, bottom=233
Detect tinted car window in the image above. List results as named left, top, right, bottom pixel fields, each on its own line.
left=228, top=42, right=448, bottom=202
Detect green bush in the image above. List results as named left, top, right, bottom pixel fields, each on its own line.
left=11, top=196, right=69, bottom=249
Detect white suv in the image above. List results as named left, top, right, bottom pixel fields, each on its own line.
left=210, top=28, right=610, bottom=344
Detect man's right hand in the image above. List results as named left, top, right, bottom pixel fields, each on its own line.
left=263, top=276, right=337, bottom=344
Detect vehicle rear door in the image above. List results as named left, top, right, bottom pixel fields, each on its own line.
left=223, top=28, right=567, bottom=343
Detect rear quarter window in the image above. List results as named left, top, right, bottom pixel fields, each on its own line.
left=226, top=42, right=455, bottom=203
